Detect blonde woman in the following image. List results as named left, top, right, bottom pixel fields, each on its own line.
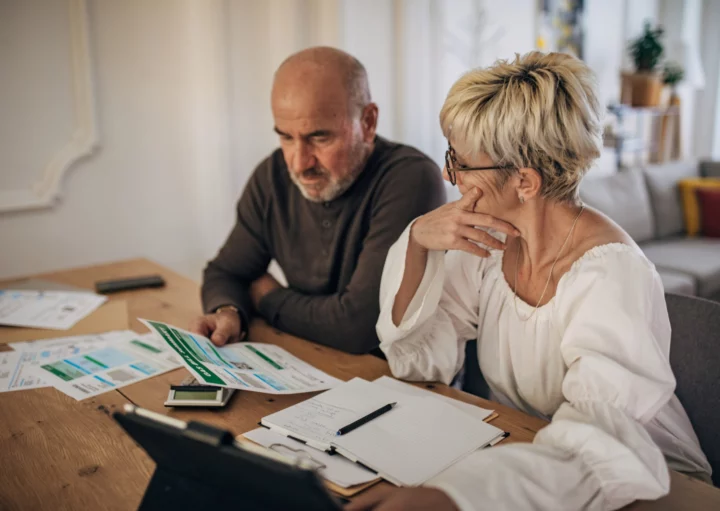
left=349, top=52, right=711, bottom=511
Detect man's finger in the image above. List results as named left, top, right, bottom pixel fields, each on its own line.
left=213, top=314, right=242, bottom=346
left=461, top=211, right=520, bottom=237
left=456, top=187, right=481, bottom=211
left=189, top=316, right=211, bottom=337
left=457, top=226, right=505, bottom=250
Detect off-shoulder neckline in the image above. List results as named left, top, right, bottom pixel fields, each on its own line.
left=491, top=242, right=644, bottom=317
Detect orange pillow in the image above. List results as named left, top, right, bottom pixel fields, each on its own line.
left=678, top=178, right=720, bottom=236
left=696, top=188, right=720, bottom=238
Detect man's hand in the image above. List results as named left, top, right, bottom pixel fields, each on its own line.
left=345, top=487, right=459, bottom=511
left=189, top=308, right=242, bottom=346
left=250, top=273, right=282, bottom=310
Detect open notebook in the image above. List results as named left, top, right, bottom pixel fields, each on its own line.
left=260, top=377, right=505, bottom=487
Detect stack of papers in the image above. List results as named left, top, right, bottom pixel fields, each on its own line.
left=0, top=331, right=128, bottom=392
left=141, top=319, right=342, bottom=395
left=1, top=330, right=182, bottom=400
left=243, top=427, right=379, bottom=489
left=258, top=377, right=504, bottom=487
left=0, top=290, right=107, bottom=330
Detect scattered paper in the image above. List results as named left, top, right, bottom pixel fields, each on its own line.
left=0, top=290, right=107, bottom=330
left=28, top=334, right=181, bottom=400
left=0, top=331, right=130, bottom=392
left=0, top=300, right=129, bottom=344
left=243, top=428, right=378, bottom=488
left=141, top=319, right=342, bottom=395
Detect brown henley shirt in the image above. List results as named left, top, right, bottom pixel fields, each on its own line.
left=201, top=136, right=446, bottom=354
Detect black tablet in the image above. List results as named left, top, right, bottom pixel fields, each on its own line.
left=114, top=405, right=343, bottom=511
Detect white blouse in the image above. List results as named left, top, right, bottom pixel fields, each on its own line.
left=376, top=224, right=711, bottom=511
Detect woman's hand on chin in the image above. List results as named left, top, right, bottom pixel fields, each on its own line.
left=410, top=187, right=519, bottom=257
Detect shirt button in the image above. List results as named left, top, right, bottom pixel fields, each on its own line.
left=323, top=202, right=331, bottom=208
left=321, top=249, right=328, bottom=256
left=322, top=219, right=332, bottom=228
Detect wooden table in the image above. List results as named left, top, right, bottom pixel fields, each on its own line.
left=1, top=259, right=718, bottom=510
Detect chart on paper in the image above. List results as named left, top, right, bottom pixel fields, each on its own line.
left=29, top=334, right=181, bottom=400
left=141, top=319, right=342, bottom=395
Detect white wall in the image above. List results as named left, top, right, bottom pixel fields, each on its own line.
left=695, top=0, right=720, bottom=160
left=1, top=0, right=709, bottom=282
left=0, top=0, right=232, bottom=280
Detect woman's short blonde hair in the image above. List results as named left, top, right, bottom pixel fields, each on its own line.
left=440, top=51, right=602, bottom=202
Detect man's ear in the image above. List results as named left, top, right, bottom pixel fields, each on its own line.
left=360, top=103, right=379, bottom=143
left=515, top=167, right=542, bottom=203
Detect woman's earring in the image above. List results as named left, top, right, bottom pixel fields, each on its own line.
left=518, top=195, right=525, bottom=204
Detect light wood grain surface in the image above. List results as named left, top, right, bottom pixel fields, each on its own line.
left=1, top=259, right=718, bottom=510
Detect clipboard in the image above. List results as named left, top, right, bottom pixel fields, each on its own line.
left=113, top=405, right=343, bottom=511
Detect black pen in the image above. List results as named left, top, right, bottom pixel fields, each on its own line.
left=336, top=402, right=397, bottom=436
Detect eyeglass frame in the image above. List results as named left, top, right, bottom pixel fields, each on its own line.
left=444, top=142, right=516, bottom=186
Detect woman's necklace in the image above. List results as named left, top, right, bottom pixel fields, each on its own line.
left=513, top=205, right=585, bottom=320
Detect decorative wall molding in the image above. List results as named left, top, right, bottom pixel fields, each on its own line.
left=0, top=0, right=98, bottom=213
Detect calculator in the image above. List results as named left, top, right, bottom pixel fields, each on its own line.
left=164, top=375, right=236, bottom=407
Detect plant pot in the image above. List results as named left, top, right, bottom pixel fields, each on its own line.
left=628, top=72, right=663, bottom=107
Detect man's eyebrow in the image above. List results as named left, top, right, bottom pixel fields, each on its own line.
left=272, top=127, right=333, bottom=139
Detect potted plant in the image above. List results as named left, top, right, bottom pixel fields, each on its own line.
left=623, top=22, right=665, bottom=107
left=663, top=62, right=685, bottom=93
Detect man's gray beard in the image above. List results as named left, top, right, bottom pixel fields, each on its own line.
left=289, top=146, right=370, bottom=203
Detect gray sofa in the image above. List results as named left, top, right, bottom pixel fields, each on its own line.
left=580, top=160, right=720, bottom=302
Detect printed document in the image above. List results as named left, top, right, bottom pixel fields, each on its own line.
left=29, top=333, right=181, bottom=400
left=141, top=319, right=341, bottom=395
left=0, top=331, right=130, bottom=393
left=0, top=290, right=107, bottom=330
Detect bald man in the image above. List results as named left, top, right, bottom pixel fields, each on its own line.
left=191, top=47, right=445, bottom=354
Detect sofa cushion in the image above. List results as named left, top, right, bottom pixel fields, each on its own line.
left=644, top=161, right=699, bottom=238
left=697, top=188, right=720, bottom=238
left=580, top=168, right=655, bottom=243
left=700, top=160, right=720, bottom=178
left=640, top=237, right=720, bottom=297
left=657, top=269, right=696, bottom=296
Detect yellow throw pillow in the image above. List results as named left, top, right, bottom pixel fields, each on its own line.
left=678, top=178, right=720, bottom=236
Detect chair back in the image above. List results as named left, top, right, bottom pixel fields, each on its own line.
left=666, top=293, right=720, bottom=486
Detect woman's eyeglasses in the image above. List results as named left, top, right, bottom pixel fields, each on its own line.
left=444, top=143, right=515, bottom=186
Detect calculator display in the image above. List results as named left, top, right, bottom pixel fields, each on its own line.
left=173, top=390, right=218, bottom=401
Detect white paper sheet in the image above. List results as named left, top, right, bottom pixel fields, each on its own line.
left=332, top=396, right=505, bottom=487
left=0, top=290, right=107, bottom=330
left=242, top=428, right=378, bottom=488
left=260, top=377, right=402, bottom=451
left=141, top=319, right=342, bottom=395
left=28, top=334, right=182, bottom=400
left=0, top=331, right=131, bottom=392
left=373, top=375, right=494, bottom=421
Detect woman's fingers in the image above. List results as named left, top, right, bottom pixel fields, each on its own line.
left=455, top=239, right=491, bottom=258
left=457, top=226, right=505, bottom=250
left=456, top=187, right=481, bottom=210
left=461, top=211, right=520, bottom=237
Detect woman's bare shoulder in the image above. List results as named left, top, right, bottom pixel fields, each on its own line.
left=572, top=206, right=638, bottom=255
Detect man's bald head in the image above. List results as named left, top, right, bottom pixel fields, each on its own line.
left=272, top=46, right=371, bottom=117
left=270, top=47, right=378, bottom=203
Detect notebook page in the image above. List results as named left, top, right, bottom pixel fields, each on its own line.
left=332, top=396, right=504, bottom=487
left=373, top=376, right=494, bottom=421
left=261, top=377, right=405, bottom=450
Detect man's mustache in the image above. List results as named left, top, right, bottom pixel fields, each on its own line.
left=298, top=167, right=329, bottom=179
